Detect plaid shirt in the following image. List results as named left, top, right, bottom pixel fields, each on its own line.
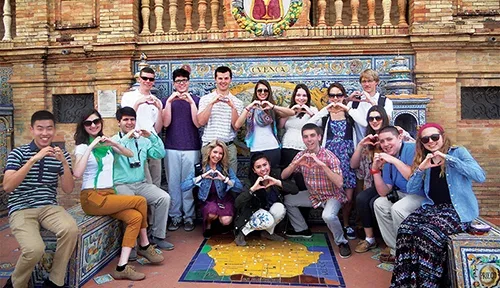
left=293, top=148, right=347, bottom=208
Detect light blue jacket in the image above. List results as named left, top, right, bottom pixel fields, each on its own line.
left=180, top=164, right=243, bottom=201
left=406, top=146, right=486, bottom=223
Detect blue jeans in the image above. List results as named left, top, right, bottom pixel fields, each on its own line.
left=164, top=149, right=200, bottom=221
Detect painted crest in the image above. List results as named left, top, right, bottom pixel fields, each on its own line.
left=232, top=0, right=302, bottom=36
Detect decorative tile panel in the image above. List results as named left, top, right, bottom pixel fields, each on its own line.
left=0, top=67, right=13, bottom=105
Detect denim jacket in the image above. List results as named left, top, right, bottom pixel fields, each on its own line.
left=180, top=164, right=243, bottom=201
left=406, top=146, right=486, bottom=223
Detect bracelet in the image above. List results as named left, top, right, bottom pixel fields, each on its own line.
left=370, top=169, right=381, bottom=175
left=272, top=105, right=275, bottom=110
left=245, top=107, right=251, bottom=112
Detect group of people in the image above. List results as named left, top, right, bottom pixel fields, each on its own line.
left=2, top=65, right=485, bottom=288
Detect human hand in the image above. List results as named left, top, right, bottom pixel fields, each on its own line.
left=31, top=146, right=56, bottom=162
left=372, top=153, right=386, bottom=171
left=53, top=146, right=66, bottom=162
left=360, top=134, right=379, bottom=147
left=418, top=152, right=445, bottom=170
left=260, top=100, right=274, bottom=111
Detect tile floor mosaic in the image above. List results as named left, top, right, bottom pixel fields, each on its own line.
left=179, top=232, right=345, bottom=287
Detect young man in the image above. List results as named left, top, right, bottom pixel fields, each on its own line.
left=197, top=66, right=244, bottom=172
left=2, top=111, right=78, bottom=288
left=121, top=67, right=164, bottom=187
left=371, top=126, right=423, bottom=263
left=162, top=68, right=201, bottom=231
left=112, top=107, right=174, bottom=251
left=349, top=69, right=394, bottom=144
left=281, top=123, right=352, bottom=258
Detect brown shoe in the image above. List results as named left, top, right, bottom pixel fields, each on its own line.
left=354, top=240, right=377, bottom=253
left=138, top=245, right=164, bottom=264
left=112, top=265, right=145, bottom=281
left=379, top=247, right=395, bottom=263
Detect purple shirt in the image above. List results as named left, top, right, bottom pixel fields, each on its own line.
left=162, top=96, right=202, bottom=150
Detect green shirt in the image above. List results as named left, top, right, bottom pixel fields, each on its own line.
left=112, top=133, right=165, bottom=184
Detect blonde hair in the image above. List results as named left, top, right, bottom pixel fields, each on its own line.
left=201, top=140, right=230, bottom=176
left=411, top=129, right=451, bottom=177
left=359, top=69, right=380, bottom=83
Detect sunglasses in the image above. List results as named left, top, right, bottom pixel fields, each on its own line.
left=368, top=116, right=382, bottom=122
left=257, top=88, right=269, bottom=94
left=83, top=119, right=101, bottom=127
left=140, top=76, right=155, bottom=82
left=174, top=79, right=188, bottom=84
left=420, top=133, right=441, bottom=144
left=328, top=93, right=344, bottom=99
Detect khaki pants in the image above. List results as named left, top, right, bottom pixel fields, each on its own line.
left=9, top=205, right=78, bottom=288
left=80, top=189, right=148, bottom=248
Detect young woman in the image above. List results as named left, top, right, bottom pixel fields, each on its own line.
left=235, top=80, right=294, bottom=167
left=308, top=82, right=365, bottom=240
left=351, top=105, right=414, bottom=255
left=181, top=140, right=243, bottom=238
left=391, top=123, right=485, bottom=287
left=73, top=109, right=164, bottom=281
left=278, top=84, right=318, bottom=190
left=233, top=153, right=298, bottom=246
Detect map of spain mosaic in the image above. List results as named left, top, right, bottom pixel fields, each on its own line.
left=180, top=232, right=345, bottom=287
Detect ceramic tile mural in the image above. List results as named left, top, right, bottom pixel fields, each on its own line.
left=32, top=205, right=123, bottom=287
left=0, top=67, right=13, bottom=106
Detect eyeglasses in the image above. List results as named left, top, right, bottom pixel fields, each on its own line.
left=174, top=79, right=189, bottom=84
left=368, top=116, right=382, bottom=122
left=83, top=119, right=101, bottom=127
left=420, top=133, right=441, bottom=144
left=257, top=88, right=269, bottom=94
left=140, top=76, right=155, bottom=82
left=328, top=93, right=344, bottom=99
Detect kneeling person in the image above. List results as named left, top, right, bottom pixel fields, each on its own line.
left=282, top=123, right=351, bottom=258
left=113, top=107, right=173, bottom=251
left=234, top=154, right=298, bottom=246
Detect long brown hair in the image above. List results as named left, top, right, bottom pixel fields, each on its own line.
left=411, top=128, right=451, bottom=176
left=201, top=140, right=230, bottom=176
left=251, top=80, right=276, bottom=105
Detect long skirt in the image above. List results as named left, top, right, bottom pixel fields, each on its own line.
left=390, top=203, right=469, bottom=288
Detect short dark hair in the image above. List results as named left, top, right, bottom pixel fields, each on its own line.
left=140, top=67, right=155, bottom=76
left=378, top=125, right=400, bottom=137
left=215, top=66, right=232, bottom=79
left=116, top=107, right=136, bottom=121
left=301, top=123, right=322, bottom=136
left=173, top=68, right=190, bottom=81
left=249, top=152, right=270, bottom=183
left=31, top=110, right=55, bottom=127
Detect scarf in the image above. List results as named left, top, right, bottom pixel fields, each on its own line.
left=89, top=137, right=113, bottom=189
left=245, top=108, right=276, bottom=148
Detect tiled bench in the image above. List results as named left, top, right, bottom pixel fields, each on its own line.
left=448, top=218, right=500, bottom=288
left=31, top=205, right=123, bottom=287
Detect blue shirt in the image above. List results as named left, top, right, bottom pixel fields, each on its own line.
left=406, top=146, right=486, bottom=223
left=382, top=142, right=415, bottom=192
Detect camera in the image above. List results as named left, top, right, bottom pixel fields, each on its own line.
left=387, top=187, right=400, bottom=203
left=194, top=163, right=202, bottom=177
left=129, top=162, right=141, bottom=168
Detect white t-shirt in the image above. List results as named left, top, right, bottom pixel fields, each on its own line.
left=121, top=89, right=160, bottom=133
left=75, top=144, right=114, bottom=189
left=281, top=107, right=318, bottom=150
left=250, top=119, right=279, bottom=152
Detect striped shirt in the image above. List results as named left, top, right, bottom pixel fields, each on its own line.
left=4, top=141, right=72, bottom=215
left=198, top=91, right=244, bottom=145
left=293, top=148, right=347, bottom=208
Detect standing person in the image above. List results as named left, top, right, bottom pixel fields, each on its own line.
left=233, top=153, right=297, bottom=246
left=74, top=109, right=164, bottom=281
left=351, top=106, right=414, bottom=254
left=234, top=80, right=294, bottom=167
left=372, top=126, right=424, bottom=264
left=180, top=140, right=243, bottom=238
left=2, top=110, right=77, bottom=288
left=308, top=82, right=366, bottom=240
left=282, top=123, right=352, bottom=259
left=391, top=123, right=485, bottom=287
left=121, top=67, right=164, bottom=187
left=162, top=68, right=201, bottom=232
left=348, top=69, right=394, bottom=145
left=278, top=84, right=318, bottom=191
left=112, top=107, right=174, bottom=251
left=197, top=66, right=244, bottom=173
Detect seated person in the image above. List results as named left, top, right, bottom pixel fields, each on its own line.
left=3, top=111, right=78, bottom=288
left=372, top=126, right=424, bottom=263
left=234, top=153, right=298, bottom=246
left=73, top=109, right=164, bottom=281
left=281, top=123, right=352, bottom=259
left=391, top=123, right=485, bottom=287
left=181, top=140, right=243, bottom=238
left=112, top=107, right=173, bottom=251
